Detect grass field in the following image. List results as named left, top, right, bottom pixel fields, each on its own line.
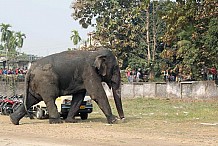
left=91, top=98, right=218, bottom=126
left=1, top=97, right=218, bottom=146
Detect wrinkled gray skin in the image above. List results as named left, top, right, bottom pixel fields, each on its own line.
left=10, top=48, right=125, bottom=125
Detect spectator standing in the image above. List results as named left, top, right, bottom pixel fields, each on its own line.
left=210, top=66, right=217, bottom=80
left=0, top=68, right=2, bottom=75
left=136, top=69, right=141, bottom=82
left=131, top=69, right=136, bottom=82
left=169, top=69, right=176, bottom=81
left=201, top=66, right=207, bottom=80
left=163, top=70, right=169, bottom=82
left=15, top=68, right=19, bottom=75
left=126, top=68, right=131, bottom=83
left=3, top=68, right=7, bottom=74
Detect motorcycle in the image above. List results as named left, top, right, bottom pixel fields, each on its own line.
left=0, top=95, right=23, bottom=115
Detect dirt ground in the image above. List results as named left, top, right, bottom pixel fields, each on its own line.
left=0, top=114, right=218, bottom=146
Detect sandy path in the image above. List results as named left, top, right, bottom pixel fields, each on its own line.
left=1, top=115, right=218, bottom=146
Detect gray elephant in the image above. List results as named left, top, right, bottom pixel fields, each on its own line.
left=10, top=48, right=125, bottom=125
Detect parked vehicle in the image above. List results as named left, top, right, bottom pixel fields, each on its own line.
left=0, top=95, right=7, bottom=114
left=11, top=95, right=24, bottom=112
left=31, top=95, right=93, bottom=120
left=0, top=96, right=14, bottom=115
left=0, top=95, right=23, bottom=115
left=60, top=95, right=93, bottom=120
left=0, top=95, right=7, bottom=105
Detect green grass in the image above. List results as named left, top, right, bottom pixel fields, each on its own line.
left=91, top=98, right=218, bottom=124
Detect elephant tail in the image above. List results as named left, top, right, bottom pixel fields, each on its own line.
left=24, top=69, right=33, bottom=119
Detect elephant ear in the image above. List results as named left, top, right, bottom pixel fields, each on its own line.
left=94, top=55, right=107, bottom=76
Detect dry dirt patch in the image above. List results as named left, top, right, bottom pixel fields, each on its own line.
left=0, top=114, right=218, bottom=146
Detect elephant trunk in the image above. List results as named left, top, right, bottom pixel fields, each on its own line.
left=111, top=66, right=125, bottom=120
left=112, top=84, right=125, bottom=119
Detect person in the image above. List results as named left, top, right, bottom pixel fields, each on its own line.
left=163, top=70, right=169, bottom=82
left=185, top=73, right=192, bottom=81
left=0, top=68, right=2, bottom=75
left=169, top=69, right=176, bottom=82
left=136, top=68, right=141, bottom=82
left=210, top=66, right=217, bottom=80
left=131, top=69, right=136, bottom=82
left=126, top=68, right=131, bottom=83
left=201, top=66, right=207, bottom=80
left=2, top=68, right=7, bottom=74
left=15, top=68, right=19, bottom=75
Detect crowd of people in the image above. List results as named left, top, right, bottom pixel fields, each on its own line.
left=201, top=66, right=217, bottom=81
left=125, top=68, right=149, bottom=83
left=126, top=66, right=217, bottom=83
left=162, top=69, right=192, bottom=82
left=0, top=67, right=28, bottom=81
left=162, top=66, right=217, bottom=82
left=0, top=67, right=28, bottom=75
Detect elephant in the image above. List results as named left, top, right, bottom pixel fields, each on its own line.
left=10, top=48, right=125, bottom=125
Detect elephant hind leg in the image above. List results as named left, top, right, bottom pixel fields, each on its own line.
left=40, top=87, right=62, bottom=124
left=65, top=91, right=86, bottom=123
left=45, top=99, right=63, bottom=124
left=10, top=94, right=40, bottom=125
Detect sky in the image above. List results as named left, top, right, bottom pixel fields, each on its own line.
left=0, top=0, right=94, bottom=57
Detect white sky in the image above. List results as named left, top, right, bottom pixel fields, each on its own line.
left=0, top=0, right=94, bottom=57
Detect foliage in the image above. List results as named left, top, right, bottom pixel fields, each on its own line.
left=72, top=0, right=165, bottom=81
left=0, top=23, right=26, bottom=62
left=70, top=30, right=81, bottom=46
left=72, top=1, right=144, bottom=59
left=160, top=0, right=218, bottom=80
left=72, top=0, right=218, bottom=81
left=203, top=17, right=218, bottom=66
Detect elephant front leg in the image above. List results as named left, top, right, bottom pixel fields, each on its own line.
left=93, top=98, right=118, bottom=124
left=84, top=79, right=117, bottom=124
left=45, top=100, right=62, bottom=124
left=65, top=92, right=85, bottom=123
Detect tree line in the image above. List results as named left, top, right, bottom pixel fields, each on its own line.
left=0, top=23, right=28, bottom=66
left=71, top=0, right=218, bottom=81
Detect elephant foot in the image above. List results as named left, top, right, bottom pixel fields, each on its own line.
left=107, top=115, right=118, bottom=124
left=120, top=117, right=126, bottom=123
left=10, top=113, right=20, bottom=125
left=65, top=117, right=78, bottom=123
left=49, top=118, right=63, bottom=124
left=9, top=105, right=26, bottom=125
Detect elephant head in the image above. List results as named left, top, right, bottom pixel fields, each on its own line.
left=94, top=49, right=125, bottom=120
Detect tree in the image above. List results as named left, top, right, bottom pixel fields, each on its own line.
left=203, top=17, right=218, bottom=65
left=71, top=0, right=168, bottom=82
left=70, top=30, right=81, bottom=46
left=0, top=23, right=27, bottom=66
left=159, top=0, right=218, bottom=80
left=15, top=31, right=26, bottom=49
left=0, top=23, right=13, bottom=54
left=0, top=23, right=12, bottom=43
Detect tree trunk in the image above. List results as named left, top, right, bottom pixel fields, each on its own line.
left=150, top=2, right=157, bottom=81
left=152, top=2, right=157, bottom=62
left=146, top=5, right=150, bottom=65
left=146, top=3, right=154, bottom=81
